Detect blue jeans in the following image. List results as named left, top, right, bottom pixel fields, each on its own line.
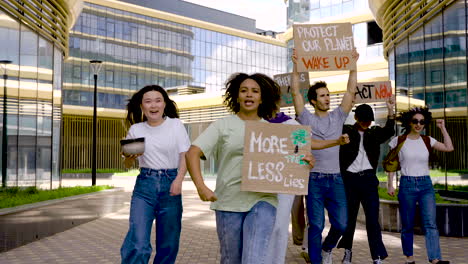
left=398, top=176, right=441, bottom=262
left=121, top=168, right=182, bottom=264
left=215, top=201, right=276, bottom=264
left=265, top=194, right=295, bottom=264
left=306, top=172, right=347, bottom=264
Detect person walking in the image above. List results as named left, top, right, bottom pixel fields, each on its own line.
left=387, top=107, right=453, bottom=264
left=336, top=99, right=395, bottom=264
left=265, top=111, right=350, bottom=264
left=291, top=49, right=359, bottom=264
left=186, top=73, right=315, bottom=264
left=120, top=85, right=190, bottom=264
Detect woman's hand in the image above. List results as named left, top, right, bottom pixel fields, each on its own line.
left=170, top=178, right=183, bottom=196
left=196, top=185, right=217, bottom=202
left=301, top=152, right=316, bottom=169
left=121, top=152, right=141, bottom=169
left=436, top=119, right=446, bottom=130
left=387, top=182, right=395, bottom=197
left=121, top=152, right=141, bottom=160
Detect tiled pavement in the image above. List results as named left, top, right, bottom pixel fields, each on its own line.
left=0, top=179, right=466, bottom=264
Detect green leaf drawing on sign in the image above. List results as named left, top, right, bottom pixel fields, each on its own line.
left=291, top=129, right=308, bottom=147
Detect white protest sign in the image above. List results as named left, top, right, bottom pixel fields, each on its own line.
left=354, top=81, right=393, bottom=103
left=274, top=72, right=310, bottom=107
left=241, top=121, right=311, bottom=195
left=293, top=23, right=355, bottom=72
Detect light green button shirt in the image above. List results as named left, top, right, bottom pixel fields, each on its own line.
left=193, top=115, right=277, bottom=212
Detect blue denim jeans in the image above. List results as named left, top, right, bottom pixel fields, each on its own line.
left=215, top=201, right=276, bottom=264
left=306, top=172, right=347, bottom=264
left=121, top=168, right=182, bottom=264
left=265, top=194, right=295, bottom=264
left=398, top=176, right=441, bottom=262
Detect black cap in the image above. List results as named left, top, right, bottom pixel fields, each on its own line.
left=355, top=104, right=374, bottom=121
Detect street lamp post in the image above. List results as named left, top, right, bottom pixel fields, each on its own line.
left=1, top=60, right=12, bottom=188
left=89, top=60, right=102, bottom=186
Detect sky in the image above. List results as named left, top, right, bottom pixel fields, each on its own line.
left=183, top=0, right=287, bottom=32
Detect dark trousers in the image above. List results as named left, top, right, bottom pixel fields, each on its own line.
left=337, top=170, right=388, bottom=260
left=291, top=195, right=306, bottom=245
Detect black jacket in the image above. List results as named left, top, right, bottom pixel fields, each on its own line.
left=339, top=117, right=395, bottom=172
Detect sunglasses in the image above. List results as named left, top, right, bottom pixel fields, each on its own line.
left=411, top=119, right=426, bottom=125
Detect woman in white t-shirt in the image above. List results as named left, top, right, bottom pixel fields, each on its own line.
left=120, top=85, right=190, bottom=264
left=387, top=107, right=453, bottom=264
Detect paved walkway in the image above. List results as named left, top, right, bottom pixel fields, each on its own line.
left=0, top=178, right=466, bottom=263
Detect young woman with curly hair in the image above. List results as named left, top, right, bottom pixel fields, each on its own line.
left=186, top=73, right=313, bottom=264
left=387, top=107, right=453, bottom=264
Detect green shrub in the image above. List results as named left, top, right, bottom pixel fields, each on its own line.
left=62, top=168, right=126, bottom=174
left=0, top=185, right=113, bottom=209
left=433, top=184, right=468, bottom=192
left=378, top=187, right=468, bottom=204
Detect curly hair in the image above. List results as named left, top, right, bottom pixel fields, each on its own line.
left=397, top=106, right=432, bottom=134
left=307, top=81, right=327, bottom=106
left=126, top=85, right=179, bottom=126
left=223, top=73, right=281, bottom=120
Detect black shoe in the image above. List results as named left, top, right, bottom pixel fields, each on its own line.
left=405, top=262, right=415, bottom=264
left=433, top=261, right=450, bottom=264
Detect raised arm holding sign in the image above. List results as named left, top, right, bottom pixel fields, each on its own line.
left=290, top=25, right=360, bottom=263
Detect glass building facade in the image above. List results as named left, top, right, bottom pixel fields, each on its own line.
left=0, top=1, right=69, bottom=188
left=287, top=0, right=369, bottom=26
left=61, top=0, right=287, bottom=171
left=64, top=2, right=286, bottom=110
left=386, top=0, right=467, bottom=170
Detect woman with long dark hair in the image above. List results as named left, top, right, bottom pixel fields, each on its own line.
left=120, top=85, right=190, bottom=264
left=387, top=107, right=453, bottom=264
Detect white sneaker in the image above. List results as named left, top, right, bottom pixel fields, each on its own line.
left=373, top=257, right=383, bottom=264
left=342, top=249, right=352, bottom=264
left=322, top=250, right=333, bottom=264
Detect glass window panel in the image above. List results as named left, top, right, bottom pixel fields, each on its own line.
left=395, top=38, right=409, bottom=96
left=20, top=26, right=38, bottom=67
left=443, top=1, right=466, bottom=108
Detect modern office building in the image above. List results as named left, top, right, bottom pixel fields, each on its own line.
left=62, top=0, right=287, bottom=171
left=369, top=0, right=467, bottom=170
left=0, top=0, right=81, bottom=188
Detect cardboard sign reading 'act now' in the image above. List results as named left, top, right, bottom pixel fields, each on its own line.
left=274, top=72, right=310, bottom=107
left=293, top=23, right=355, bottom=72
left=354, top=81, right=393, bottom=103
left=241, top=121, right=311, bottom=195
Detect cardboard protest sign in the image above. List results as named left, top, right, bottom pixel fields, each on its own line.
left=241, top=121, right=311, bottom=195
left=354, top=81, right=393, bottom=103
left=274, top=72, right=310, bottom=107
left=293, top=23, right=355, bottom=72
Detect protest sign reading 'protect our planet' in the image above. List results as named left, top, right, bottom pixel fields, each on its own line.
left=241, top=121, right=311, bottom=195
left=293, top=23, right=355, bottom=72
